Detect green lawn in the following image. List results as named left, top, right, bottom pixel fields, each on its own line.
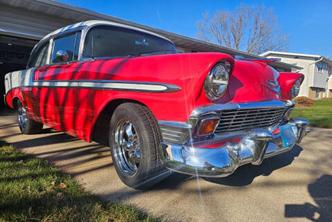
left=0, top=142, right=158, bottom=222
left=291, top=99, right=332, bottom=128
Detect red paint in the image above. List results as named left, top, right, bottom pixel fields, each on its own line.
left=5, top=52, right=303, bottom=142
left=195, top=137, right=242, bottom=149
left=5, top=88, right=22, bottom=108
left=272, top=127, right=281, bottom=135
left=278, top=72, right=304, bottom=100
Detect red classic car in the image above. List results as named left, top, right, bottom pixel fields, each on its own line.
left=4, top=20, right=309, bottom=189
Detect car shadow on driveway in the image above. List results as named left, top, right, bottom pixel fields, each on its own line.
left=202, top=145, right=303, bottom=187
left=1, top=117, right=303, bottom=190
left=12, top=132, right=77, bottom=149
left=146, top=145, right=304, bottom=193
left=284, top=174, right=332, bottom=222
left=101, top=145, right=304, bottom=203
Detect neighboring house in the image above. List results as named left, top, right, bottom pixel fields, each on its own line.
left=261, top=51, right=332, bottom=99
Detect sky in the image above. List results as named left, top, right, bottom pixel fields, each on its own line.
left=59, top=0, right=332, bottom=57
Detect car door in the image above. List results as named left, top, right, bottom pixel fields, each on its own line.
left=33, top=31, right=81, bottom=133
left=22, top=40, right=50, bottom=122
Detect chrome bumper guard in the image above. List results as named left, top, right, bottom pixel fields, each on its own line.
left=162, top=118, right=309, bottom=177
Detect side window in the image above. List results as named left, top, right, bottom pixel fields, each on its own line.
left=51, top=32, right=81, bottom=64
left=28, top=42, right=49, bottom=68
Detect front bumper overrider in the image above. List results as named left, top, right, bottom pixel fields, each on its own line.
left=161, top=118, right=309, bottom=177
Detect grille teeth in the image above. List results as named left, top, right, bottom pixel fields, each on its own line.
left=215, top=107, right=287, bottom=133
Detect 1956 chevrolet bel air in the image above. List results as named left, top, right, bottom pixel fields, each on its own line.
left=4, top=20, right=309, bottom=189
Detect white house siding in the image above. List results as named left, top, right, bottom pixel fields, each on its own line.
left=314, top=63, right=329, bottom=86
left=263, top=53, right=332, bottom=99
left=328, top=77, right=332, bottom=97
left=264, top=56, right=313, bottom=97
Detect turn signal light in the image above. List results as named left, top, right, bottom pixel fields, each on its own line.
left=197, top=118, right=220, bottom=136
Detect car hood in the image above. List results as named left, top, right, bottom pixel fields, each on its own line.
left=224, top=59, right=281, bottom=103
left=73, top=53, right=281, bottom=105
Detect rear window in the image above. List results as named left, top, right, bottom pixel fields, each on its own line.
left=28, top=42, right=49, bottom=68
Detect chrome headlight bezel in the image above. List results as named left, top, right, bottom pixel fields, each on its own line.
left=291, top=78, right=302, bottom=98
left=204, top=61, right=231, bottom=101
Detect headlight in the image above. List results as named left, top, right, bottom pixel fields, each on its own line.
left=204, top=61, right=231, bottom=100
left=291, top=79, right=302, bottom=98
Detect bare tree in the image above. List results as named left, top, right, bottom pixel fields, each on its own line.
left=197, top=5, right=288, bottom=55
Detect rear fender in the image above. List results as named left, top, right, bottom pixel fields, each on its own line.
left=5, top=88, right=23, bottom=109
left=4, top=69, right=34, bottom=109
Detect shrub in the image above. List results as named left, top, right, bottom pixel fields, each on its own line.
left=294, top=96, right=315, bottom=107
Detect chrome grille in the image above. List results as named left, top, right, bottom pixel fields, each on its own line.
left=215, top=107, right=287, bottom=133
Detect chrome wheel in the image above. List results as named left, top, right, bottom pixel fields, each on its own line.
left=110, top=103, right=168, bottom=189
left=114, top=121, right=141, bottom=176
left=17, top=104, right=28, bottom=131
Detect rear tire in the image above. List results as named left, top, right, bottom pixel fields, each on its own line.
left=109, top=103, right=170, bottom=189
left=16, top=101, right=43, bottom=134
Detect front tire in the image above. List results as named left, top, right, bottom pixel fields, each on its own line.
left=109, top=103, right=169, bottom=189
left=16, top=101, right=43, bottom=134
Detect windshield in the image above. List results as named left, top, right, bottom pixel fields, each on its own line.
left=83, top=25, right=177, bottom=58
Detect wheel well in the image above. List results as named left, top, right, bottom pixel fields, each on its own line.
left=91, top=99, right=147, bottom=145
left=12, top=97, right=20, bottom=109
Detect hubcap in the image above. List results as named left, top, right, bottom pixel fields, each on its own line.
left=17, top=104, right=28, bottom=130
left=114, top=121, right=141, bottom=176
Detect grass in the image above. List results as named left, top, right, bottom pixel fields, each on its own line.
left=0, top=142, right=158, bottom=222
left=291, top=98, right=332, bottom=128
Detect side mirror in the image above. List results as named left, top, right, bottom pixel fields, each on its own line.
left=55, top=50, right=69, bottom=63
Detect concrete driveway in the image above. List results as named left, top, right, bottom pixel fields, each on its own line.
left=0, top=110, right=331, bottom=222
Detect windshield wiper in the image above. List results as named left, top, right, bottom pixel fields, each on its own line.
left=136, top=50, right=176, bottom=56
left=83, top=50, right=175, bottom=60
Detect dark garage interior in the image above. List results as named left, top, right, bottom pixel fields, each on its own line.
left=0, top=35, right=36, bottom=110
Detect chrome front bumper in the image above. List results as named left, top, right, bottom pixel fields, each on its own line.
left=161, top=118, right=309, bottom=177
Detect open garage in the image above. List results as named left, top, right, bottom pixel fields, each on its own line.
left=0, top=0, right=74, bottom=110
left=0, top=36, right=37, bottom=108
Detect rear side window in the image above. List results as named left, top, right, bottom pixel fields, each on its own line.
left=28, top=42, right=49, bottom=68
left=51, top=32, right=81, bottom=64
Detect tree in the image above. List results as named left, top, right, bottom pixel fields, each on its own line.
left=197, top=5, right=288, bottom=55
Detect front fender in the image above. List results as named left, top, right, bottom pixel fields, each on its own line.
left=278, top=72, right=304, bottom=100
left=73, top=52, right=234, bottom=123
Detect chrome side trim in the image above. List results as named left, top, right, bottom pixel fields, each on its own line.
left=4, top=71, right=181, bottom=93
left=31, top=80, right=180, bottom=92
left=158, top=121, right=192, bottom=129
left=158, top=121, right=192, bottom=144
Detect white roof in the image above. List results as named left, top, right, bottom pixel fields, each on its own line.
left=41, top=20, right=173, bottom=43
left=260, top=51, right=322, bottom=59
left=260, top=51, right=332, bottom=65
